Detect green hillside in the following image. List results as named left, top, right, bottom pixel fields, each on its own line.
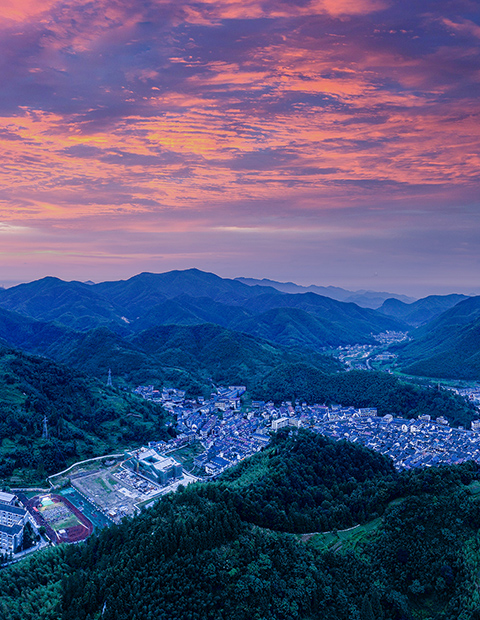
left=0, top=305, right=343, bottom=395
left=221, top=429, right=399, bottom=531
left=396, top=296, right=480, bottom=379
left=0, top=346, right=168, bottom=485
left=128, top=323, right=342, bottom=387
left=232, top=306, right=370, bottom=348
left=232, top=291, right=406, bottom=346
left=0, top=307, right=78, bottom=353
left=133, top=295, right=252, bottom=331
left=0, top=277, right=125, bottom=332
left=2, top=430, right=480, bottom=620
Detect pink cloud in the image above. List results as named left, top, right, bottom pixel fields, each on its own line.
left=0, top=0, right=477, bottom=291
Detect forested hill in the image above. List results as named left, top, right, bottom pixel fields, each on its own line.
left=395, top=295, right=480, bottom=379
left=378, top=293, right=469, bottom=327
left=220, top=429, right=399, bottom=531
left=0, top=346, right=168, bottom=484
left=252, top=366, right=476, bottom=427
left=0, top=318, right=342, bottom=394
left=2, top=430, right=480, bottom=620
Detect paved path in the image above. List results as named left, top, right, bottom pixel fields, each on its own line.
left=300, top=524, right=361, bottom=541
left=47, top=453, right=124, bottom=486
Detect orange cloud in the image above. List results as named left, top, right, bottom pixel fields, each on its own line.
left=188, top=0, right=388, bottom=20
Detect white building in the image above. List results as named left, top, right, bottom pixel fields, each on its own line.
left=0, top=501, right=27, bottom=553
left=0, top=492, right=15, bottom=506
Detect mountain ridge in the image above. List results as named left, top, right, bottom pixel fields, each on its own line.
left=0, top=270, right=408, bottom=352
left=235, top=276, right=416, bottom=308
left=378, top=293, right=469, bottom=327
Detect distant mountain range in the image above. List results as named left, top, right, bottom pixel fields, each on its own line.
left=0, top=269, right=406, bottom=350
left=235, top=277, right=416, bottom=308
left=378, top=294, right=470, bottom=327
left=0, top=268, right=477, bottom=382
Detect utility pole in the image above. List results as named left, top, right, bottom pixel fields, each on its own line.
left=107, top=368, right=113, bottom=388
left=42, top=415, right=48, bottom=441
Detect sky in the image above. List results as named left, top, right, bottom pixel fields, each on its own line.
left=0, top=0, right=479, bottom=297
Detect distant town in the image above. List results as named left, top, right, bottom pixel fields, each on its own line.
left=3, top=379, right=480, bottom=560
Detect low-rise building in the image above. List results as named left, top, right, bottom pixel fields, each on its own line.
left=272, top=417, right=290, bottom=431
left=0, top=491, right=16, bottom=506
left=0, top=523, right=23, bottom=553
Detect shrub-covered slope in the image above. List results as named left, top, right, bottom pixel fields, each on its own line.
left=0, top=346, right=168, bottom=483
left=396, top=296, right=480, bottom=379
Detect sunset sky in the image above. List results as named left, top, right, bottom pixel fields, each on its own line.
left=0, top=0, right=479, bottom=296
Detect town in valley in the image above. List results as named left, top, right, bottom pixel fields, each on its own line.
left=3, top=376, right=480, bottom=561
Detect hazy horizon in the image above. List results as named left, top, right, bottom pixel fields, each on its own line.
left=0, top=268, right=479, bottom=300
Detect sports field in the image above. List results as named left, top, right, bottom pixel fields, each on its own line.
left=27, top=494, right=94, bottom=543
left=37, top=496, right=83, bottom=531
left=60, top=487, right=112, bottom=530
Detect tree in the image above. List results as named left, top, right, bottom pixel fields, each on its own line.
left=22, top=522, right=36, bottom=551
left=360, top=594, right=375, bottom=620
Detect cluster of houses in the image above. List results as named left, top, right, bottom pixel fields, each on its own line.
left=133, top=382, right=480, bottom=475
left=447, top=386, right=480, bottom=406
left=308, top=408, right=480, bottom=469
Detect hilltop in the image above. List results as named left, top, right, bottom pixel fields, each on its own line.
left=378, top=293, right=469, bottom=327
left=1, top=430, right=480, bottom=620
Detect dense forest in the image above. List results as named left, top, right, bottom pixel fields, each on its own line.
left=2, top=430, right=480, bottom=620
left=0, top=311, right=344, bottom=396
left=221, top=429, right=400, bottom=531
left=252, top=366, right=476, bottom=427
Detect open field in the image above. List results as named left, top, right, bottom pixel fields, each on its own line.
left=48, top=455, right=124, bottom=488
left=71, top=463, right=164, bottom=522
left=307, top=518, right=382, bottom=554
left=307, top=497, right=407, bottom=553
